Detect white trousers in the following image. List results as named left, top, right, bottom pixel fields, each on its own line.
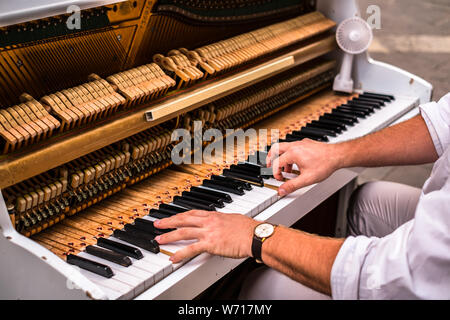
left=238, top=181, right=421, bottom=300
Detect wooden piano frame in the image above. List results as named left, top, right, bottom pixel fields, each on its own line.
left=0, top=0, right=432, bottom=299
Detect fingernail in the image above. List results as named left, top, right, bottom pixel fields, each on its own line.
left=278, top=188, right=286, bottom=196
left=155, top=235, right=161, bottom=243
left=154, top=219, right=160, bottom=226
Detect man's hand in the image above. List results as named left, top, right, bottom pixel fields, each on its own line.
left=154, top=210, right=259, bottom=263
left=267, top=139, right=344, bottom=196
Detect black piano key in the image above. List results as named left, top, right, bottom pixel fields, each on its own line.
left=284, top=133, right=304, bottom=141
left=67, top=254, right=114, bottom=278
left=230, top=164, right=260, bottom=176
left=97, top=237, right=143, bottom=260
left=211, top=174, right=248, bottom=190
left=357, top=97, right=385, bottom=106
left=203, top=179, right=245, bottom=195
left=312, top=119, right=347, bottom=130
left=85, top=245, right=132, bottom=267
left=327, top=111, right=359, bottom=121
left=353, top=97, right=384, bottom=107
left=159, top=204, right=188, bottom=214
left=124, top=224, right=157, bottom=240
left=362, top=91, right=394, bottom=101
left=191, top=186, right=232, bottom=203
left=285, top=133, right=326, bottom=142
left=299, top=126, right=337, bottom=137
left=182, top=191, right=225, bottom=208
left=332, top=108, right=366, bottom=118
left=149, top=209, right=172, bottom=219
left=113, top=229, right=160, bottom=254
left=291, top=130, right=329, bottom=141
left=222, top=169, right=264, bottom=187
left=346, top=100, right=378, bottom=109
left=157, top=207, right=179, bottom=216
left=173, top=196, right=216, bottom=211
left=134, top=218, right=173, bottom=235
left=151, top=207, right=178, bottom=217
left=305, top=125, right=338, bottom=136
left=321, top=114, right=355, bottom=125
left=238, top=162, right=272, bottom=179
left=180, top=192, right=223, bottom=208
left=338, top=105, right=372, bottom=115
left=237, top=162, right=263, bottom=174
left=307, top=122, right=342, bottom=133
left=211, top=174, right=251, bottom=190
left=340, top=103, right=374, bottom=113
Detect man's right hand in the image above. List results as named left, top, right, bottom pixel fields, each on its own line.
left=266, top=139, right=345, bottom=196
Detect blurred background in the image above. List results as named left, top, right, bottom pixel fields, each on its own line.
left=356, top=0, right=450, bottom=188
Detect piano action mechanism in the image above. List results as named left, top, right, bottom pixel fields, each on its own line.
left=0, top=0, right=432, bottom=299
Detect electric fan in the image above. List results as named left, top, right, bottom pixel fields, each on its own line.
left=333, top=17, right=373, bottom=93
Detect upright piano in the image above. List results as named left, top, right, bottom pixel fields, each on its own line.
left=0, top=0, right=432, bottom=299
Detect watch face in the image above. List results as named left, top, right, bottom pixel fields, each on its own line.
left=255, top=223, right=275, bottom=238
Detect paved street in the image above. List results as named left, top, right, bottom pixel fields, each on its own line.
left=355, top=0, right=449, bottom=188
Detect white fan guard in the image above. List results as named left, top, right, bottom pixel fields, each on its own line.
left=336, top=17, right=373, bottom=54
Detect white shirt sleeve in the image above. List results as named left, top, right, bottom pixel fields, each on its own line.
left=419, top=92, right=450, bottom=156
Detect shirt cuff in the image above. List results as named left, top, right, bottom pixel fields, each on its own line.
left=330, top=236, right=375, bottom=300
left=419, top=93, right=450, bottom=157
left=420, top=102, right=443, bottom=156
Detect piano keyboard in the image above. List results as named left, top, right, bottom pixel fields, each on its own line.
left=28, top=88, right=420, bottom=300
left=136, top=91, right=421, bottom=300
left=279, top=92, right=419, bottom=144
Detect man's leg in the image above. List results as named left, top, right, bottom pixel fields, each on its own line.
left=347, top=181, right=421, bottom=237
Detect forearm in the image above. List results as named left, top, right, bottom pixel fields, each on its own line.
left=336, top=114, right=438, bottom=169
left=261, top=225, right=344, bottom=296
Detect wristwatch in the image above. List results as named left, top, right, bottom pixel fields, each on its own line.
left=251, top=222, right=277, bottom=263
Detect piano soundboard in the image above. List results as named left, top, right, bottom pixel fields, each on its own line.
left=0, top=0, right=432, bottom=299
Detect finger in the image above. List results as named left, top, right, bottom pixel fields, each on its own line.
left=169, top=242, right=206, bottom=263
left=266, top=142, right=291, bottom=167
left=285, top=163, right=293, bottom=173
left=156, top=227, right=202, bottom=244
left=278, top=173, right=313, bottom=196
left=185, top=210, right=211, bottom=217
left=271, top=150, right=295, bottom=180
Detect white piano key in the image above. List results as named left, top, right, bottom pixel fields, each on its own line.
left=228, top=194, right=258, bottom=216
left=222, top=201, right=252, bottom=216
left=195, top=186, right=254, bottom=215
left=328, top=95, right=418, bottom=144
left=97, top=238, right=164, bottom=284
left=78, top=267, right=134, bottom=300
left=108, top=236, right=173, bottom=278
left=79, top=251, right=154, bottom=288
left=216, top=207, right=236, bottom=214
left=78, top=251, right=148, bottom=295
left=160, top=243, right=185, bottom=254
left=263, top=177, right=284, bottom=187
left=245, top=187, right=276, bottom=213
left=242, top=190, right=267, bottom=212
left=99, top=285, right=126, bottom=300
